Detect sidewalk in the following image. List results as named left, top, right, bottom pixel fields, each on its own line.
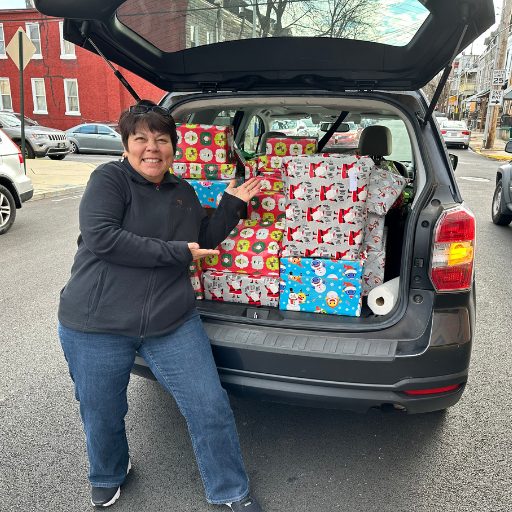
left=468, top=130, right=511, bottom=161
left=27, top=131, right=512, bottom=201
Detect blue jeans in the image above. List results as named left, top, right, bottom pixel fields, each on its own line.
left=58, top=311, right=249, bottom=504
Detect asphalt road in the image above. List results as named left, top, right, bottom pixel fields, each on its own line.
left=1, top=149, right=511, bottom=512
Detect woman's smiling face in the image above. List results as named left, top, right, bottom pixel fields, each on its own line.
left=125, top=124, right=174, bottom=183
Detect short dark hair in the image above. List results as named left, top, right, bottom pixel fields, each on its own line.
left=118, top=99, right=178, bottom=154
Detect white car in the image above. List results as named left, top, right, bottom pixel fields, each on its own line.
left=0, top=129, right=34, bottom=234
left=440, top=120, right=471, bottom=149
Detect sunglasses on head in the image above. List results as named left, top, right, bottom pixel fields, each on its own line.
left=129, top=104, right=171, bottom=116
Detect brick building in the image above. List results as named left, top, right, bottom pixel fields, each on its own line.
left=0, top=8, right=166, bottom=130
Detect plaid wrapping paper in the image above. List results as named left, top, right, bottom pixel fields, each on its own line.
left=175, top=124, right=234, bottom=164
left=280, top=154, right=373, bottom=259
left=203, top=271, right=280, bottom=307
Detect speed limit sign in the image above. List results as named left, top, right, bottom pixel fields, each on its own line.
left=492, top=69, right=507, bottom=86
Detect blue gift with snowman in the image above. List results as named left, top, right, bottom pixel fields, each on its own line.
left=186, top=179, right=231, bottom=208
left=279, top=257, right=364, bottom=317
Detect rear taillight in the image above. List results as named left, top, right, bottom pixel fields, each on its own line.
left=461, top=130, right=470, bottom=135
left=403, top=384, right=462, bottom=396
left=429, top=205, right=475, bottom=292
left=18, top=150, right=24, bottom=165
left=441, top=130, right=447, bottom=134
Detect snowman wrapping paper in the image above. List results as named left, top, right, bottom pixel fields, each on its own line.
left=248, top=190, right=286, bottom=224
left=189, top=261, right=204, bottom=300
left=174, top=124, right=234, bottom=164
left=280, top=154, right=374, bottom=259
left=186, top=180, right=230, bottom=208
left=257, top=171, right=284, bottom=192
left=172, top=162, right=236, bottom=180
left=279, top=257, right=364, bottom=317
left=202, top=218, right=284, bottom=276
left=203, top=271, right=280, bottom=307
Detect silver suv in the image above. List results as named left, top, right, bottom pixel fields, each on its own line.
left=0, top=111, right=70, bottom=160
left=0, top=129, right=34, bottom=234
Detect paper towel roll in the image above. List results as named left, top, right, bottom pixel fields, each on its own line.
left=367, top=277, right=400, bottom=315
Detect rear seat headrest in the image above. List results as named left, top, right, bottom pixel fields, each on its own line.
left=358, top=125, right=392, bottom=157
left=259, top=131, right=287, bottom=151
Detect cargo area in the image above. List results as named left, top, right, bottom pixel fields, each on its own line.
left=167, top=94, right=428, bottom=331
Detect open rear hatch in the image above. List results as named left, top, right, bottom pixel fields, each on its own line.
left=35, top=0, right=493, bottom=93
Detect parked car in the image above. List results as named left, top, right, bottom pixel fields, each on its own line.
left=0, top=111, right=40, bottom=126
left=65, top=123, right=124, bottom=155
left=492, top=140, right=512, bottom=226
left=270, top=117, right=318, bottom=138
left=0, top=111, right=70, bottom=160
left=40, top=0, right=493, bottom=413
left=0, top=128, right=33, bottom=234
left=440, top=120, right=471, bottom=149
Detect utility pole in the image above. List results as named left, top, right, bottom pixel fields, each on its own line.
left=484, top=0, right=512, bottom=149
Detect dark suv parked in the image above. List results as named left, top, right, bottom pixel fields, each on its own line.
left=492, top=141, right=512, bottom=226
left=36, top=0, right=493, bottom=413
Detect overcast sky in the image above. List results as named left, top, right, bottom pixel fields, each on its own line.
left=0, top=0, right=505, bottom=56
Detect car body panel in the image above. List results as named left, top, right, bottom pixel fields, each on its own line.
left=66, top=123, right=124, bottom=154
left=496, top=162, right=512, bottom=213
left=0, top=128, right=34, bottom=207
left=34, top=0, right=493, bottom=92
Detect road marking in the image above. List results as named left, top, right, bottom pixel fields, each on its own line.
left=458, top=177, right=490, bottom=182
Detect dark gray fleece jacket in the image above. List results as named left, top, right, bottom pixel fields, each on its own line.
left=58, top=159, right=245, bottom=337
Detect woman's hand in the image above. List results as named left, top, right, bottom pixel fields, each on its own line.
left=225, top=177, right=261, bottom=203
left=187, top=242, right=220, bottom=261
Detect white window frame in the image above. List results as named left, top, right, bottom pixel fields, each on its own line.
left=190, top=25, right=199, bottom=48
left=63, top=78, right=80, bottom=116
left=0, top=24, right=6, bottom=59
left=25, top=22, right=42, bottom=59
left=31, top=78, right=48, bottom=114
left=0, top=78, right=13, bottom=110
left=59, top=22, right=75, bottom=59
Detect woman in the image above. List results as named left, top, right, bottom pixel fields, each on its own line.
left=58, top=100, right=263, bottom=511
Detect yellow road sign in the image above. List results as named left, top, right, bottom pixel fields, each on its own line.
left=6, top=28, right=36, bottom=70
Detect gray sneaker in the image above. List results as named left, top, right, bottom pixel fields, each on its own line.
left=90, top=459, right=131, bottom=508
left=225, top=494, right=263, bottom=512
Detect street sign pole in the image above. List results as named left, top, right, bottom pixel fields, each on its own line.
left=18, top=30, right=26, bottom=175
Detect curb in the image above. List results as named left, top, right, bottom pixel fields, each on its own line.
left=31, top=185, right=86, bottom=201
left=469, top=145, right=510, bottom=161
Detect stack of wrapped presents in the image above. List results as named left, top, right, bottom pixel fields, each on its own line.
left=172, top=123, right=236, bottom=208
left=178, top=130, right=406, bottom=316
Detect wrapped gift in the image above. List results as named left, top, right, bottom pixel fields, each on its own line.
left=279, top=257, right=363, bottom=317
left=258, top=171, right=284, bottom=192
left=203, top=271, right=280, bottom=307
left=248, top=190, right=286, bottom=223
left=189, top=261, right=204, bottom=299
left=362, top=250, right=386, bottom=296
left=367, top=165, right=407, bottom=216
left=281, top=154, right=373, bottom=259
left=202, top=218, right=284, bottom=276
left=186, top=179, right=230, bottom=208
left=265, top=137, right=317, bottom=157
left=175, top=124, right=234, bottom=164
left=363, top=213, right=385, bottom=253
left=172, top=162, right=236, bottom=180
left=244, top=159, right=258, bottom=179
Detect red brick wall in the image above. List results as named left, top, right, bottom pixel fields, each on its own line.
left=0, top=9, right=166, bottom=130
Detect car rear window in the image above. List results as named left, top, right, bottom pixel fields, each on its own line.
left=117, top=0, right=429, bottom=52
left=441, top=121, right=468, bottom=129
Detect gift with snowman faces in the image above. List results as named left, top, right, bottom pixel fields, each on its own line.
left=247, top=190, right=286, bottom=224
left=172, top=162, right=237, bottom=180
left=186, top=179, right=231, bottom=208
left=280, top=154, right=374, bottom=259
left=202, top=218, right=284, bottom=277
left=279, top=256, right=364, bottom=317
left=203, top=271, right=280, bottom=307
left=174, top=124, right=234, bottom=165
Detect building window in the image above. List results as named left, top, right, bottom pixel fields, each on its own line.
left=190, top=25, right=199, bottom=47
left=25, top=23, right=42, bottom=58
left=0, top=24, right=6, bottom=58
left=59, top=22, right=75, bottom=59
left=0, top=78, right=12, bottom=110
left=31, top=78, right=47, bottom=114
left=64, top=79, right=80, bottom=115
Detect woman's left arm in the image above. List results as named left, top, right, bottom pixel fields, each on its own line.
left=198, top=178, right=261, bottom=249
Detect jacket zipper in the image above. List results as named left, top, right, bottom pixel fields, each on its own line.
left=139, top=269, right=156, bottom=338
